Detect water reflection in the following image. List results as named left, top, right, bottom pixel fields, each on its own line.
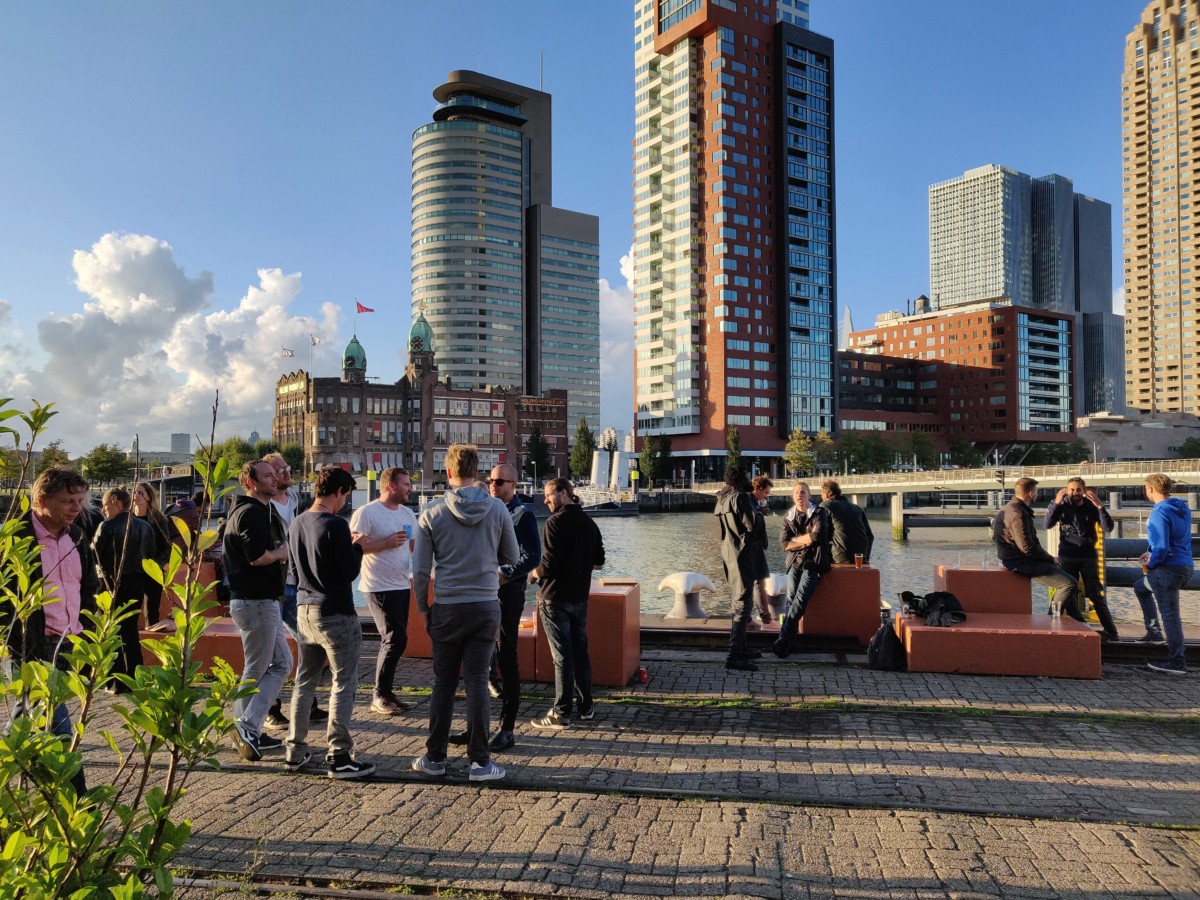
left=593, top=511, right=1197, bottom=627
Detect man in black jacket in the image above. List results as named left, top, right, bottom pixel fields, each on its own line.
left=820, top=480, right=873, bottom=565
left=3, top=467, right=98, bottom=795
left=994, top=477, right=1079, bottom=618
left=528, top=478, right=604, bottom=730
left=93, top=486, right=153, bottom=688
left=1043, top=477, right=1118, bottom=638
left=771, top=482, right=831, bottom=659
left=222, top=460, right=289, bottom=762
left=714, top=467, right=765, bottom=672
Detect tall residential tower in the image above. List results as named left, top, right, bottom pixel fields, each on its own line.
left=1123, top=1, right=1200, bottom=414
left=632, top=0, right=834, bottom=478
left=412, top=71, right=600, bottom=431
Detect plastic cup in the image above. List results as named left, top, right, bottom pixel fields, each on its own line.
left=854, top=553, right=863, bottom=569
left=404, top=525, right=413, bottom=541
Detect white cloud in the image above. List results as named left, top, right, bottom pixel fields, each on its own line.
left=0, top=233, right=339, bottom=454
left=598, top=245, right=635, bottom=431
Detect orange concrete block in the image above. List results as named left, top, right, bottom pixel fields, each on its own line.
left=140, top=616, right=298, bottom=676
left=897, top=612, right=1100, bottom=679
left=403, top=591, right=433, bottom=659
left=796, top=565, right=881, bottom=647
left=933, top=566, right=1033, bottom=614
left=534, top=580, right=641, bottom=688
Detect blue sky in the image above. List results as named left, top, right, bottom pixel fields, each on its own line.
left=0, top=1, right=1137, bottom=453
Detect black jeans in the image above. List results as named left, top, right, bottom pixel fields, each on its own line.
left=538, top=597, right=592, bottom=718
left=496, top=592, right=525, bottom=730
left=365, top=589, right=410, bottom=700
left=427, top=601, right=500, bottom=765
left=1058, top=555, right=1118, bottom=635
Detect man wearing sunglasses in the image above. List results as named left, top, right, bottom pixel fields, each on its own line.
left=486, top=464, right=540, bottom=751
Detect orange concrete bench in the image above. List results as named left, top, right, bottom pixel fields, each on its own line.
left=534, top=580, right=641, bottom=688
left=795, top=566, right=882, bottom=647
left=140, top=616, right=298, bottom=676
left=403, top=590, right=537, bottom=679
left=932, top=565, right=1033, bottom=614
left=895, top=612, right=1100, bottom=679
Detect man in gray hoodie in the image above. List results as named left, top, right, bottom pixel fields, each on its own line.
left=411, top=444, right=518, bottom=782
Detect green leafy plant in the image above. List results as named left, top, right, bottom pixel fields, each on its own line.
left=0, top=395, right=249, bottom=897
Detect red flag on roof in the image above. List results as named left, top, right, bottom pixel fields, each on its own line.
left=356, top=301, right=374, bottom=313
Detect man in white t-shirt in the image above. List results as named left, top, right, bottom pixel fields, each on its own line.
left=350, top=466, right=418, bottom=715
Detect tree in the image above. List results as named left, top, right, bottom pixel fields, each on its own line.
left=80, top=442, right=134, bottom=485
left=949, top=439, right=985, bottom=469
left=834, top=431, right=863, bottom=474
left=0, top=396, right=245, bottom=895
left=900, top=431, right=938, bottom=471
left=782, top=428, right=813, bottom=476
left=253, top=438, right=280, bottom=460
left=523, top=425, right=551, bottom=484
left=34, top=439, right=70, bottom=475
left=0, top=447, right=22, bottom=486
left=217, top=436, right=256, bottom=470
left=569, top=417, right=596, bottom=480
left=658, top=436, right=673, bottom=483
left=858, top=431, right=893, bottom=473
left=639, top=435, right=657, bottom=487
left=1180, top=436, right=1200, bottom=459
left=726, top=426, right=742, bottom=473
left=812, top=429, right=835, bottom=473
left=280, top=442, right=304, bottom=476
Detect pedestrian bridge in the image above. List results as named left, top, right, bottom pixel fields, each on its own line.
left=699, top=458, right=1200, bottom=496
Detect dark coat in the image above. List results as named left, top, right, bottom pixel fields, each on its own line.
left=93, top=511, right=153, bottom=603
left=994, top=497, right=1053, bottom=563
left=2, top=511, right=99, bottom=664
left=1043, top=499, right=1113, bottom=559
left=714, top=487, right=767, bottom=598
left=821, top=495, right=874, bottom=564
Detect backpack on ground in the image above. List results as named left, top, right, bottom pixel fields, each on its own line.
left=867, top=620, right=906, bottom=671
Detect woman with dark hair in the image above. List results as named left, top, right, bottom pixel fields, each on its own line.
left=132, top=481, right=173, bottom=626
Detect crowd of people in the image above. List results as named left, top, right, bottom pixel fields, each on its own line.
left=223, top=443, right=605, bottom=782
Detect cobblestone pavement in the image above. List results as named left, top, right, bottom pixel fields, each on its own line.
left=129, top=647, right=1200, bottom=897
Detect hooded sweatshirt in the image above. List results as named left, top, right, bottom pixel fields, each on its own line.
left=1146, top=496, right=1195, bottom=569
left=412, top=484, right=518, bottom=611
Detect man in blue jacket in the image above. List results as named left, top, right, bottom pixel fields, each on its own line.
left=1136, top=473, right=1194, bottom=675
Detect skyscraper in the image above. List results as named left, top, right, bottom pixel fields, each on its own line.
left=632, top=0, right=834, bottom=479
left=928, top=164, right=1123, bottom=415
left=411, top=71, right=600, bottom=431
left=1123, top=1, right=1200, bottom=414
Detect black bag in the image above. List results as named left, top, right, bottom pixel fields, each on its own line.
left=867, top=620, right=906, bottom=671
left=901, top=590, right=966, bottom=627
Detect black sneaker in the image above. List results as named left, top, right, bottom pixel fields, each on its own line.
left=770, top=642, right=789, bottom=659
left=531, top=711, right=569, bottom=730
left=231, top=720, right=262, bottom=762
left=725, top=656, right=758, bottom=672
left=488, top=678, right=503, bottom=700
left=578, top=705, right=595, bottom=721
left=257, top=734, right=284, bottom=753
left=1137, top=631, right=1166, bottom=645
left=264, top=702, right=289, bottom=732
left=327, top=754, right=375, bottom=779
left=284, top=750, right=313, bottom=773
left=448, top=729, right=471, bottom=746
left=309, top=703, right=329, bottom=723
left=1147, top=660, right=1187, bottom=676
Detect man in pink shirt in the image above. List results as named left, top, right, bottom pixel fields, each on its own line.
left=3, top=467, right=99, bottom=795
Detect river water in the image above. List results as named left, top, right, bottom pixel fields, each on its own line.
left=353, top=509, right=1197, bottom=629
left=590, top=510, right=1198, bottom=628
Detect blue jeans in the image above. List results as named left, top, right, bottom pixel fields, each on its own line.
left=1001, top=557, right=1080, bottom=618
left=365, top=589, right=410, bottom=701
left=775, top=566, right=822, bottom=655
left=228, top=597, right=292, bottom=736
left=426, top=601, right=501, bottom=765
left=287, top=606, right=362, bottom=761
left=1135, top=565, right=1193, bottom=670
left=538, top=597, right=592, bottom=719
left=280, top=585, right=299, bottom=639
